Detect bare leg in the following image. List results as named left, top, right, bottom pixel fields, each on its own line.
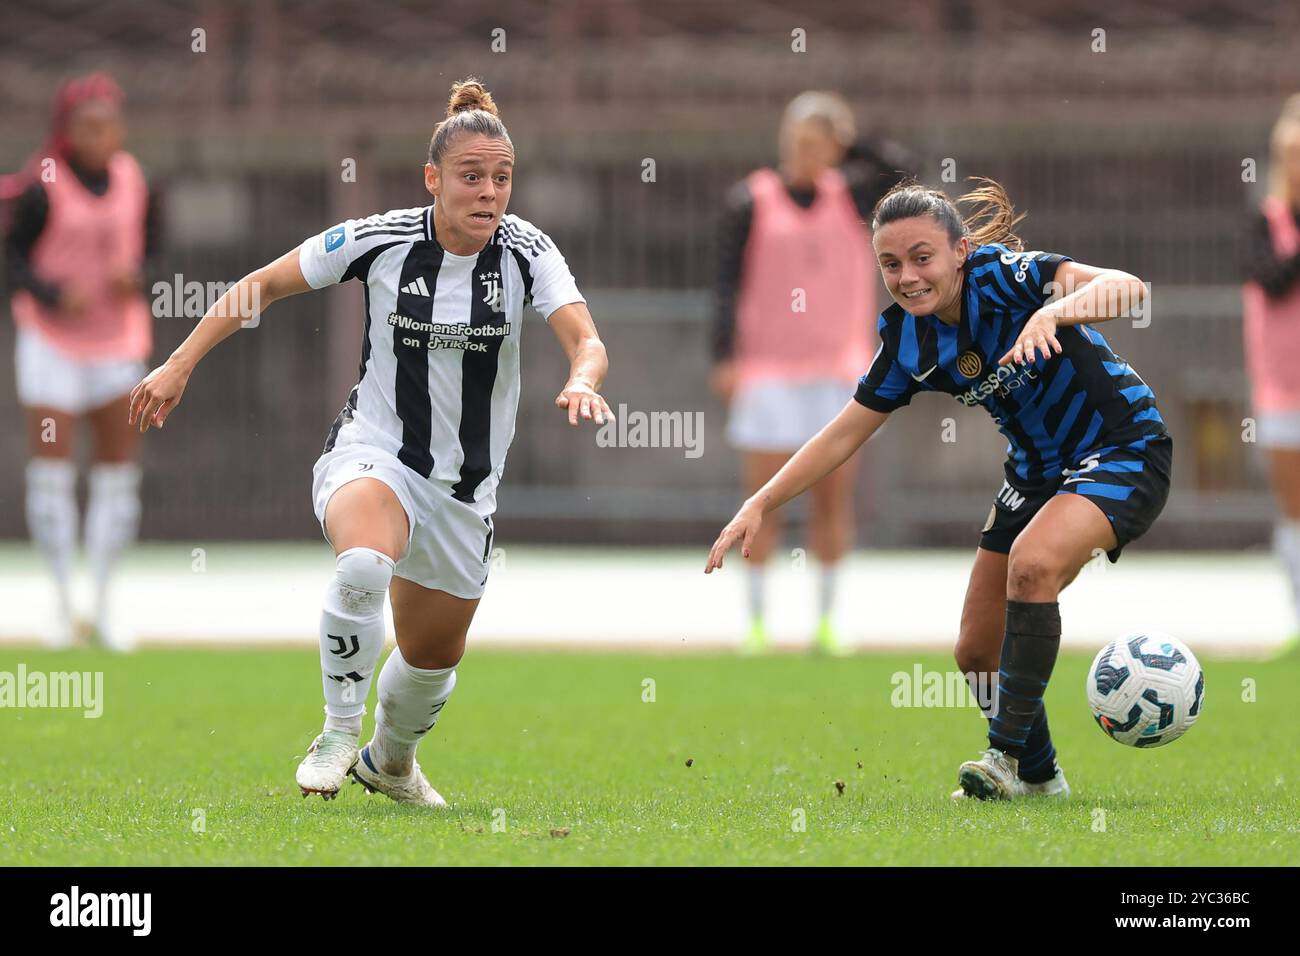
left=988, top=494, right=1117, bottom=763
left=323, top=478, right=410, bottom=561
left=362, top=576, right=480, bottom=776
left=86, top=393, right=141, bottom=463
left=296, top=476, right=412, bottom=797
left=314, top=478, right=410, bottom=734
left=27, top=406, right=76, bottom=459
left=954, top=546, right=1009, bottom=703
left=388, top=577, right=480, bottom=670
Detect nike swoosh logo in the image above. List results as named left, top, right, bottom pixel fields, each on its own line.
left=1062, top=476, right=1097, bottom=485
left=911, top=365, right=939, bottom=382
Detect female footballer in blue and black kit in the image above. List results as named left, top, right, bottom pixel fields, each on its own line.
left=706, top=179, right=1172, bottom=800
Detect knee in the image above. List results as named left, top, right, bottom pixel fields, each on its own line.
left=330, top=547, right=395, bottom=618
left=954, top=633, right=998, bottom=677
left=1006, top=548, right=1063, bottom=601
left=401, top=635, right=466, bottom=670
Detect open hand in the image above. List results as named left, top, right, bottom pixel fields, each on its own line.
left=705, top=502, right=763, bottom=573
left=999, top=310, right=1061, bottom=366
left=555, top=381, right=613, bottom=426
left=128, top=359, right=192, bottom=433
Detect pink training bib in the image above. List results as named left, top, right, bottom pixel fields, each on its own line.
left=733, top=167, right=874, bottom=388
left=10, top=150, right=152, bottom=362
left=1243, top=195, right=1300, bottom=413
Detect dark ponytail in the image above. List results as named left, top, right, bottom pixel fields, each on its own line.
left=871, top=176, right=1026, bottom=251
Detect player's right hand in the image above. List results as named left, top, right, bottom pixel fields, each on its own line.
left=704, top=503, right=762, bottom=573
left=128, top=359, right=192, bottom=433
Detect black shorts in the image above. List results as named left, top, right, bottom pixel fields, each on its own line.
left=979, top=434, right=1173, bottom=563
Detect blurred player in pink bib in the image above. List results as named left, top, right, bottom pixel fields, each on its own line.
left=711, top=91, right=912, bottom=652
left=3, top=73, right=159, bottom=649
left=1243, top=93, right=1300, bottom=631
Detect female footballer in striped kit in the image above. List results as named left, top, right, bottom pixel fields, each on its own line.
left=129, top=78, right=611, bottom=805
left=707, top=179, right=1172, bottom=800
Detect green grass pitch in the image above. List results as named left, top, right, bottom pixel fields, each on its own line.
left=1, top=646, right=1297, bottom=866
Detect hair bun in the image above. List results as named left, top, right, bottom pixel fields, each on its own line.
left=447, top=78, right=499, bottom=118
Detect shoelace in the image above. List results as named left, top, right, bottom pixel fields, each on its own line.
left=982, top=749, right=1012, bottom=776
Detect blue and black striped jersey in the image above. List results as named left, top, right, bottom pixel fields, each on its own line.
left=853, top=243, right=1166, bottom=482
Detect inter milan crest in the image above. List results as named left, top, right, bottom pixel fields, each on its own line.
left=480, top=272, right=504, bottom=313
left=956, top=350, right=983, bottom=379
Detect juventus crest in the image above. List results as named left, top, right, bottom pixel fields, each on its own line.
left=480, top=272, right=504, bottom=313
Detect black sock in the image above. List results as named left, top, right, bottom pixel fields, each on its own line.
left=1017, top=705, right=1059, bottom=783
left=988, top=600, right=1061, bottom=760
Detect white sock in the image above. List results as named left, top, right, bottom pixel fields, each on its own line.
left=818, top=563, right=838, bottom=620
left=319, top=547, right=394, bottom=732
left=372, top=647, right=457, bottom=775
left=747, top=566, right=765, bottom=622
left=1275, top=519, right=1300, bottom=622
left=25, top=458, right=78, bottom=622
left=85, top=462, right=142, bottom=626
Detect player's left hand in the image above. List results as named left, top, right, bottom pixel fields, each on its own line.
left=555, top=381, right=613, bottom=426
left=1000, top=310, right=1061, bottom=366
left=705, top=501, right=762, bottom=573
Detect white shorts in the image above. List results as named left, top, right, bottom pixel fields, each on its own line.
left=14, top=325, right=145, bottom=415
left=312, top=442, right=497, bottom=599
left=1256, top=410, right=1300, bottom=449
left=726, top=377, right=857, bottom=453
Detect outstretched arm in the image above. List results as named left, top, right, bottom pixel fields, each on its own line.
left=705, top=401, right=889, bottom=572
left=128, top=248, right=313, bottom=432
left=1001, top=260, right=1146, bottom=366
left=548, top=301, right=613, bottom=426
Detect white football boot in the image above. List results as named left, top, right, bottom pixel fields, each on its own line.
left=1018, top=766, right=1071, bottom=797
left=349, top=743, right=448, bottom=808
left=956, top=747, right=1021, bottom=800
left=296, top=730, right=359, bottom=800
left=951, top=764, right=1072, bottom=800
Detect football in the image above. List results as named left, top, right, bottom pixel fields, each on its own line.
left=1086, top=633, right=1205, bottom=747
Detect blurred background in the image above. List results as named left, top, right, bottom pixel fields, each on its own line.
left=1, top=0, right=1299, bottom=649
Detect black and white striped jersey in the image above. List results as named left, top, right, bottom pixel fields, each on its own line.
left=298, top=204, right=584, bottom=502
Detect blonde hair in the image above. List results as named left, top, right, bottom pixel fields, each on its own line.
left=1268, top=93, right=1300, bottom=202
left=427, top=77, right=510, bottom=166
left=780, top=91, right=856, bottom=147
left=871, top=177, right=1027, bottom=251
